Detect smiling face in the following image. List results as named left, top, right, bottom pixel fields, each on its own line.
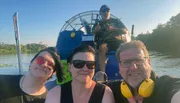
left=119, top=48, right=152, bottom=88
left=68, top=52, right=95, bottom=84
left=29, top=51, right=55, bottom=80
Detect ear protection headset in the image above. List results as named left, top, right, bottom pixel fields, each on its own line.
left=120, top=79, right=154, bottom=98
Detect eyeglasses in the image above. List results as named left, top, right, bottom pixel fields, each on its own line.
left=35, top=56, right=55, bottom=69
left=70, top=60, right=96, bottom=70
left=119, top=57, right=147, bottom=68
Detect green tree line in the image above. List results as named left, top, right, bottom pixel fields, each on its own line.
left=136, top=12, right=180, bottom=56
left=0, top=42, right=47, bottom=54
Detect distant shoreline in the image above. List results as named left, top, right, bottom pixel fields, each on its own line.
left=0, top=42, right=47, bottom=54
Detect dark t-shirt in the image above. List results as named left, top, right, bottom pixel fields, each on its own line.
left=107, top=75, right=180, bottom=103
left=0, top=75, right=47, bottom=103
left=94, top=18, right=126, bottom=41
left=93, top=18, right=127, bottom=50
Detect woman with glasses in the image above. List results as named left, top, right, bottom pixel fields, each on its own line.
left=45, top=44, right=115, bottom=103
left=0, top=47, right=64, bottom=103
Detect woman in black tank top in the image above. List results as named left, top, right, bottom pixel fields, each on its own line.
left=0, top=47, right=64, bottom=103
left=45, top=44, right=115, bottom=103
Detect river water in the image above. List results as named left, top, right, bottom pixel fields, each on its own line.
left=0, top=52, right=180, bottom=78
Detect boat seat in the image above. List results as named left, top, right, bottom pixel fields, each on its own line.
left=56, top=30, right=83, bottom=60
left=95, top=50, right=122, bottom=80
left=106, top=51, right=122, bottom=80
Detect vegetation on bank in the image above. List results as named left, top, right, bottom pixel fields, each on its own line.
left=0, top=42, right=47, bottom=54
left=136, top=12, right=180, bottom=56
left=1, top=13, right=180, bottom=56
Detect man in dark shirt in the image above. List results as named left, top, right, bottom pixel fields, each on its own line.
left=107, top=40, right=180, bottom=103
left=93, top=5, right=130, bottom=72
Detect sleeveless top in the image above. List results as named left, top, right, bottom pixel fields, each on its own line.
left=61, top=81, right=106, bottom=103
left=0, top=75, right=47, bottom=103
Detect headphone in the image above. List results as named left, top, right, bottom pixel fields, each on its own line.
left=120, top=79, right=154, bottom=98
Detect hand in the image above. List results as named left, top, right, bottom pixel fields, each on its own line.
left=106, top=25, right=114, bottom=31
left=115, top=35, right=127, bottom=42
left=94, top=23, right=101, bottom=33
left=114, top=35, right=122, bottom=40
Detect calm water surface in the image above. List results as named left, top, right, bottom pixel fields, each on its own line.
left=0, top=52, right=180, bottom=78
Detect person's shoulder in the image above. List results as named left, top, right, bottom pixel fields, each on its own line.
left=110, top=18, right=121, bottom=22
left=48, top=85, right=61, bottom=93
left=102, top=84, right=115, bottom=103
left=0, top=75, right=22, bottom=85
left=104, top=84, right=113, bottom=93
left=157, top=75, right=180, bottom=82
left=155, top=75, right=180, bottom=86
left=155, top=75, right=180, bottom=94
left=45, top=86, right=61, bottom=103
left=110, top=18, right=119, bottom=21
left=109, top=18, right=126, bottom=28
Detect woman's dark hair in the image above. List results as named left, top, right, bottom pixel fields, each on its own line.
left=67, top=44, right=95, bottom=64
left=30, top=47, right=64, bottom=82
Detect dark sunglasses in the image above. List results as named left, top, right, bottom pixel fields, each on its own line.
left=35, top=56, right=55, bottom=69
left=70, top=60, right=96, bottom=70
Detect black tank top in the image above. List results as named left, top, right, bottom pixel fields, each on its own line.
left=61, top=81, right=105, bottom=103
left=0, top=75, right=47, bottom=103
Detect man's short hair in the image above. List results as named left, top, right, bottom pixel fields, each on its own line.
left=116, top=40, right=149, bottom=61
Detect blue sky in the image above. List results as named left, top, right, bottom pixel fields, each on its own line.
left=0, top=0, right=180, bottom=46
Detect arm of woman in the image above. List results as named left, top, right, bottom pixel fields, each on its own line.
left=45, top=86, right=61, bottom=103
left=102, top=86, right=115, bottom=103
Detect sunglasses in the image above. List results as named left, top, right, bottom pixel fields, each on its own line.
left=70, top=60, right=96, bottom=70
left=35, top=56, right=55, bottom=69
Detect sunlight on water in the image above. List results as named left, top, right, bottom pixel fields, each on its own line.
left=0, top=52, right=180, bottom=78
left=150, top=51, right=180, bottom=77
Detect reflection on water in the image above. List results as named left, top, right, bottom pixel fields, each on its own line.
left=150, top=51, right=180, bottom=77
left=0, top=52, right=180, bottom=77
left=0, top=53, right=35, bottom=74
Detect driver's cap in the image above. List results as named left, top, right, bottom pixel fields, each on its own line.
left=100, top=5, right=110, bottom=12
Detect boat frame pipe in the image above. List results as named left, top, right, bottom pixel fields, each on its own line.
left=13, top=12, right=23, bottom=75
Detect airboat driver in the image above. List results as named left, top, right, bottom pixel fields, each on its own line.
left=93, top=4, right=130, bottom=73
